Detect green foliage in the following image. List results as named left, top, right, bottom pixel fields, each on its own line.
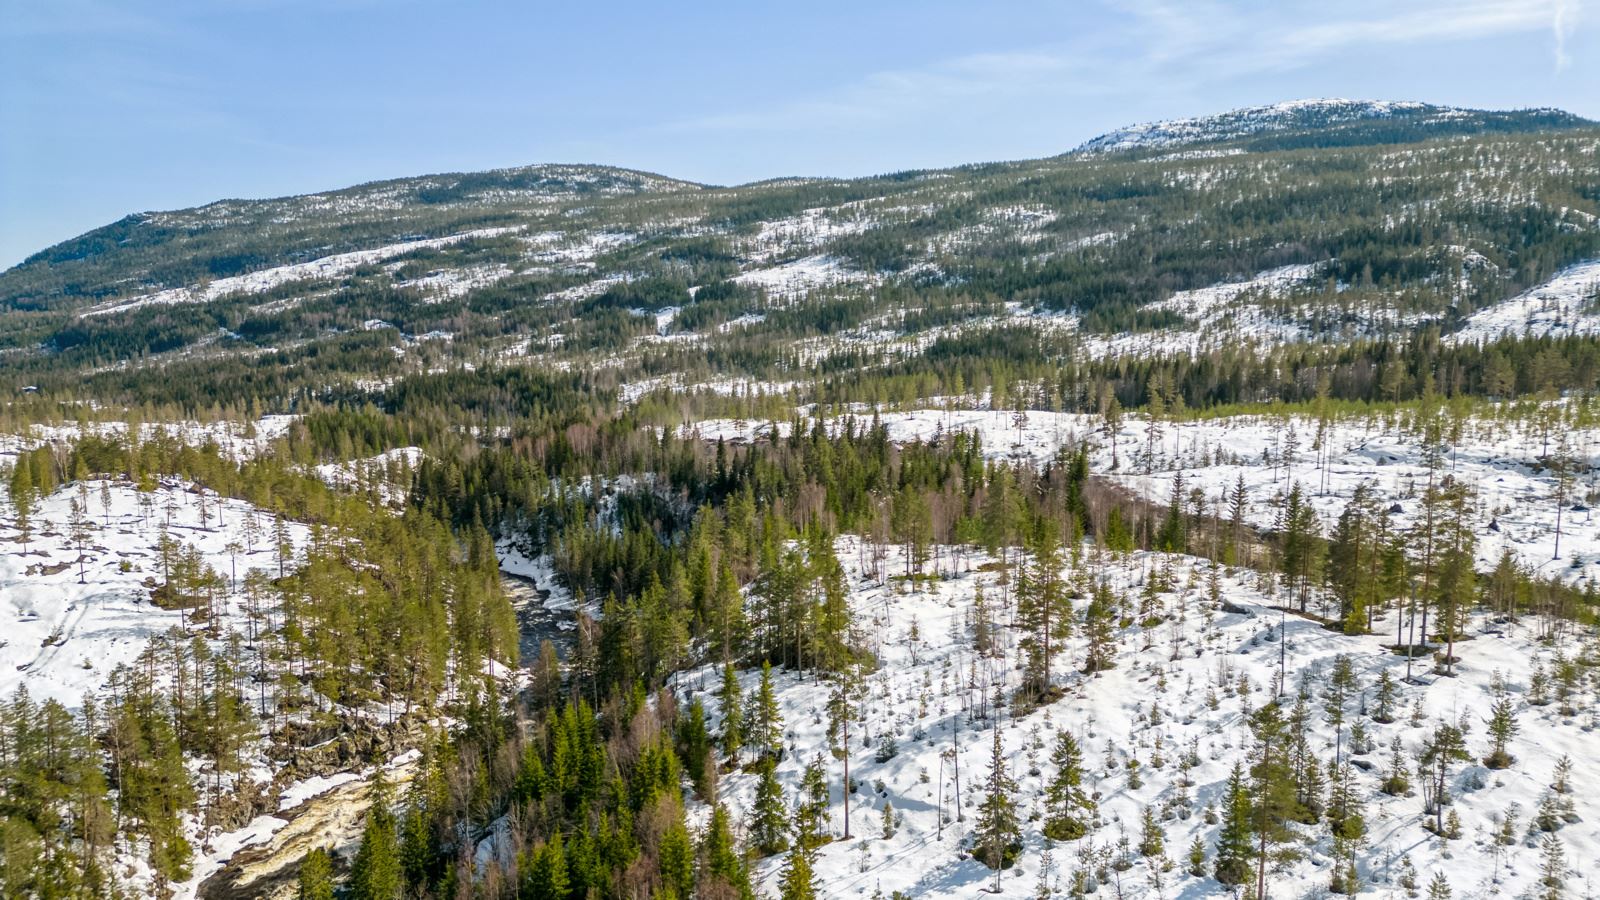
left=1213, top=763, right=1255, bottom=886
left=350, top=771, right=403, bottom=900
left=297, top=847, right=336, bottom=900
left=1043, top=731, right=1094, bottom=841
left=974, top=728, right=1021, bottom=871
left=749, top=759, right=790, bottom=856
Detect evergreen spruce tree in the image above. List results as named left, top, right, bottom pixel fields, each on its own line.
left=1277, top=482, right=1322, bottom=612
left=702, top=803, right=755, bottom=900
left=519, top=832, right=568, bottom=900
left=749, top=759, right=789, bottom=856
left=297, top=847, right=336, bottom=900
left=1484, top=673, right=1518, bottom=769
left=745, top=661, right=784, bottom=763
left=1213, top=763, right=1254, bottom=887
left=350, top=771, right=403, bottom=900
left=1372, top=669, right=1398, bottom=724
left=795, top=755, right=830, bottom=851
left=1329, top=484, right=1382, bottom=633
left=9, top=461, right=33, bottom=549
left=1043, top=731, right=1094, bottom=840
left=1326, top=758, right=1366, bottom=841
left=1187, top=834, right=1207, bottom=877
left=1381, top=735, right=1411, bottom=796
left=1431, top=479, right=1476, bottom=675
left=679, top=697, right=713, bottom=796
left=1247, top=703, right=1302, bottom=900
left=1138, top=806, right=1165, bottom=857
left=399, top=749, right=445, bottom=892
left=660, top=823, right=695, bottom=900
left=1538, top=833, right=1566, bottom=900
left=1324, top=655, right=1356, bottom=765
left=974, top=726, right=1021, bottom=881
left=1081, top=581, right=1117, bottom=674
left=1016, top=522, right=1071, bottom=701
left=778, top=843, right=817, bottom=900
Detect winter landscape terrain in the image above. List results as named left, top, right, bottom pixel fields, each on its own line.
left=4, top=98, right=1600, bottom=900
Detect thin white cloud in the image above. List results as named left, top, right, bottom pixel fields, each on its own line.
left=678, top=0, right=1588, bottom=134
left=1114, top=0, right=1569, bottom=74
left=1554, top=0, right=1581, bottom=70
left=678, top=48, right=1102, bottom=132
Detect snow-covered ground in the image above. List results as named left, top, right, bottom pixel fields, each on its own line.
left=1076, top=99, right=1448, bottom=154
left=678, top=536, right=1600, bottom=900
left=0, top=415, right=296, bottom=466
left=1447, top=260, right=1600, bottom=344
left=311, top=446, right=424, bottom=504
left=1094, top=410, right=1600, bottom=585
left=0, top=478, right=309, bottom=708
left=734, top=254, right=876, bottom=302
left=618, top=374, right=800, bottom=405
left=78, top=229, right=519, bottom=318
left=521, top=229, right=638, bottom=270
left=1041, top=261, right=1419, bottom=358
left=1075, top=264, right=1325, bottom=357
left=394, top=261, right=513, bottom=300
left=744, top=206, right=878, bottom=262
left=690, top=401, right=1600, bottom=586
left=746, top=263, right=1365, bottom=367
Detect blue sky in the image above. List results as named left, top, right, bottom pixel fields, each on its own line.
left=3, top=0, right=1597, bottom=269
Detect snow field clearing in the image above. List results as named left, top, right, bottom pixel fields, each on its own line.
left=618, top=375, right=800, bottom=406
left=1072, top=264, right=1324, bottom=358
left=0, top=478, right=309, bottom=708
left=77, top=228, right=519, bottom=319
left=675, top=536, right=1600, bottom=899
left=0, top=415, right=297, bottom=465
left=743, top=207, right=878, bottom=263
left=1077, top=100, right=1443, bottom=154
left=734, top=254, right=876, bottom=302
left=1447, top=260, right=1600, bottom=344
left=691, top=403, right=1600, bottom=586
left=311, top=446, right=425, bottom=504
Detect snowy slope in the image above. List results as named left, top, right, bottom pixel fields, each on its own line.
left=679, top=536, right=1600, bottom=900
left=78, top=229, right=518, bottom=318
left=0, top=478, right=308, bottom=708
left=1447, top=260, right=1600, bottom=344
left=3, top=415, right=297, bottom=462
left=1073, top=263, right=1327, bottom=357
left=1077, top=100, right=1447, bottom=154
left=311, top=446, right=425, bottom=504
left=691, top=401, right=1600, bottom=586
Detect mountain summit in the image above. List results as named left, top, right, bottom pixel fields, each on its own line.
left=1074, top=98, right=1591, bottom=154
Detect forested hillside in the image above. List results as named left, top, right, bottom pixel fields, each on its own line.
left=4, top=100, right=1600, bottom=900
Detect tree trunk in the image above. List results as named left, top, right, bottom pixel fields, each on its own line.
left=842, top=714, right=851, bottom=839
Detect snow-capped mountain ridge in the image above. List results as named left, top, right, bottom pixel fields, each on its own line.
left=1074, top=98, right=1576, bottom=154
